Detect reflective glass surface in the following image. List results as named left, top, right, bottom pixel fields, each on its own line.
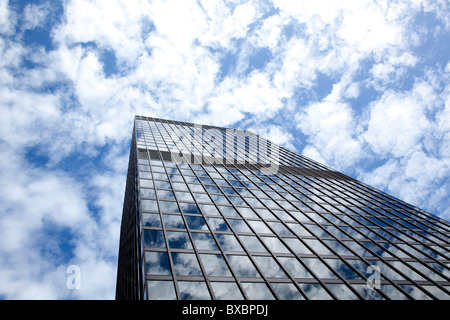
left=118, top=117, right=450, bottom=300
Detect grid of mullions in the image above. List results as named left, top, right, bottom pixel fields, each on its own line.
left=135, top=116, right=327, bottom=170
left=134, top=117, right=450, bottom=300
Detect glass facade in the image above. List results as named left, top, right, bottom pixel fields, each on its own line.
left=116, top=115, right=450, bottom=300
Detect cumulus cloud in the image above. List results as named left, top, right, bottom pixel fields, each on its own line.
left=22, top=3, right=51, bottom=30
left=296, top=98, right=363, bottom=170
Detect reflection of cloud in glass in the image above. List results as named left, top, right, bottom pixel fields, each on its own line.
left=302, top=258, right=336, bottom=279
left=326, top=284, right=359, bottom=300
left=283, top=238, right=313, bottom=255
left=238, top=235, right=267, bottom=252
left=191, top=233, right=219, bottom=250
left=398, top=285, right=433, bottom=300
left=144, top=230, right=165, bottom=248
left=271, top=283, right=305, bottom=300
left=247, top=220, right=272, bottom=234
left=278, top=257, right=313, bottom=279
left=252, top=256, right=287, bottom=278
left=210, top=282, right=244, bottom=300
left=410, top=262, right=449, bottom=282
left=215, top=234, right=243, bottom=251
left=206, top=217, right=231, bottom=232
left=227, top=255, right=260, bottom=278
left=200, top=254, right=232, bottom=276
left=171, top=253, right=203, bottom=276
left=260, top=236, right=290, bottom=253
left=299, top=283, right=333, bottom=300
left=303, top=239, right=333, bottom=255
left=178, top=281, right=211, bottom=300
left=227, top=219, right=252, bottom=233
left=286, top=223, right=311, bottom=236
left=324, top=259, right=361, bottom=280
left=242, top=282, right=275, bottom=300
left=351, top=284, right=385, bottom=300
left=145, top=251, right=171, bottom=275
left=379, top=285, right=409, bottom=300
left=142, top=213, right=161, bottom=227
left=162, top=214, right=185, bottom=229
left=266, top=222, right=292, bottom=235
left=185, top=215, right=208, bottom=230
left=147, top=281, right=177, bottom=300
left=199, top=204, right=220, bottom=216
left=166, top=231, right=192, bottom=249
left=218, top=206, right=240, bottom=217
left=422, top=285, right=450, bottom=300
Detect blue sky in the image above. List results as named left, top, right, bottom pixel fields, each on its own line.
left=0, top=0, right=449, bottom=299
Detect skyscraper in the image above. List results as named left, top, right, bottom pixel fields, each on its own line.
left=116, top=115, right=450, bottom=300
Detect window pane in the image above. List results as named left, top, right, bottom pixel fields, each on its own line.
left=162, top=214, right=186, bottom=229
left=271, top=283, right=305, bottom=300
left=215, top=234, right=243, bottom=252
left=248, top=220, right=272, bottom=234
left=324, top=258, right=361, bottom=280
left=227, top=255, right=260, bottom=278
left=283, top=238, right=313, bottom=255
left=302, top=258, right=336, bottom=279
left=255, top=208, right=275, bottom=219
left=227, top=219, right=252, bottom=233
left=140, top=188, right=156, bottom=198
left=154, top=180, right=171, bottom=189
left=286, top=223, right=311, bottom=236
left=192, top=233, right=219, bottom=251
left=144, top=230, right=165, bottom=248
left=172, top=182, right=188, bottom=191
left=299, top=283, right=333, bottom=300
left=199, top=254, right=232, bottom=277
left=180, top=203, right=200, bottom=214
left=145, top=251, right=171, bottom=275
left=278, top=257, right=314, bottom=279
left=303, top=239, right=334, bottom=255
left=185, top=216, right=208, bottom=230
left=175, top=191, right=194, bottom=202
left=218, top=205, right=240, bottom=217
left=159, top=201, right=180, bottom=213
left=140, top=179, right=154, bottom=188
left=239, top=235, right=268, bottom=252
left=242, top=282, right=275, bottom=300
left=141, top=199, right=158, bottom=212
left=326, top=284, right=359, bottom=300
left=199, top=204, right=221, bottom=216
left=171, top=253, right=203, bottom=276
left=157, top=189, right=176, bottom=201
left=207, top=217, right=231, bottom=232
left=238, top=207, right=258, bottom=218
left=178, top=281, right=211, bottom=300
left=260, top=236, right=290, bottom=253
left=210, top=282, right=244, bottom=300
left=143, top=213, right=161, bottom=228
left=252, top=256, right=287, bottom=278
left=166, top=231, right=192, bottom=249
left=351, top=284, right=386, bottom=300
left=266, top=222, right=292, bottom=236
left=148, top=281, right=176, bottom=300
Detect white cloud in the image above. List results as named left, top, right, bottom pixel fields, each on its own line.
left=54, top=0, right=149, bottom=65
left=296, top=86, right=363, bottom=170
left=0, top=147, right=112, bottom=299
left=363, top=81, right=438, bottom=157
left=0, top=0, right=15, bottom=35
left=22, top=3, right=51, bottom=30
left=361, top=151, right=450, bottom=221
